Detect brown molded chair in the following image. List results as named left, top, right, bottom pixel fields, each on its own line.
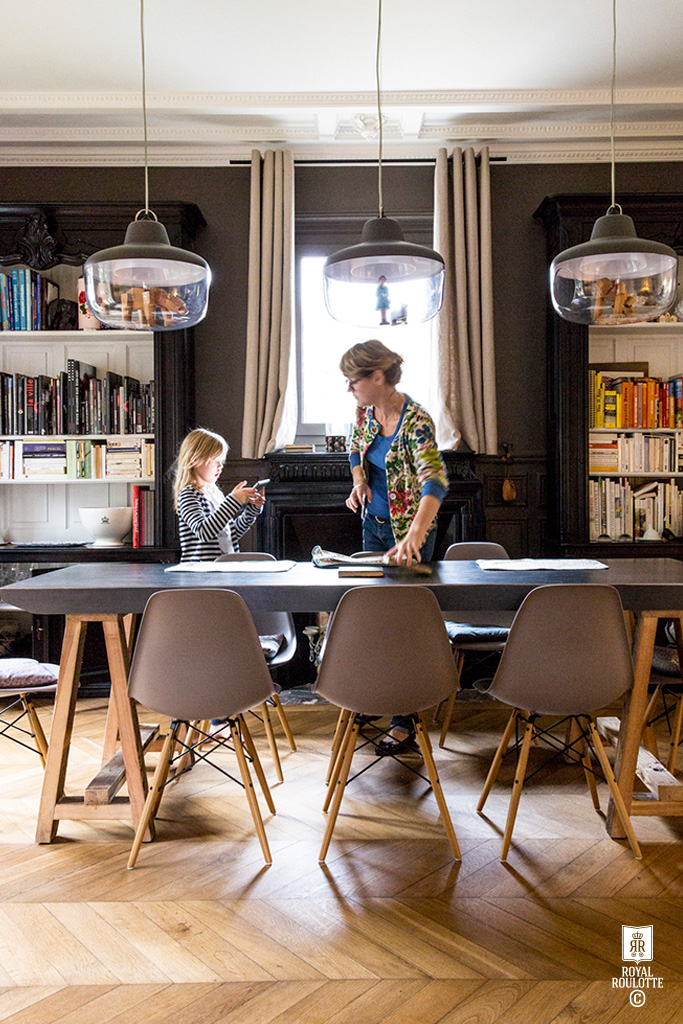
left=126, top=588, right=276, bottom=868
left=215, top=552, right=297, bottom=781
left=476, top=584, right=642, bottom=861
left=313, top=585, right=462, bottom=863
left=438, top=541, right=512, bottom=746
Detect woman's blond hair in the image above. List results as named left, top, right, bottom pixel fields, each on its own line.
left=172, top=428, right=229, bottom=508
left=339, top=339, right=403, bottom=386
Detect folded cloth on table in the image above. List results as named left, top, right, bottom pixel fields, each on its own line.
left=475, top=558, right=608, bottom=571
left=311, top=545, right=432, bottom=574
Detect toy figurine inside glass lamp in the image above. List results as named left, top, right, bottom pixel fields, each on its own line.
left=83, top=214, right=211, bottom=331
left=550, top=210, right=679, bottom=325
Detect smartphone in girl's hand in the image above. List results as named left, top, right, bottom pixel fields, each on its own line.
left=254, top=478, right=270, bottom=488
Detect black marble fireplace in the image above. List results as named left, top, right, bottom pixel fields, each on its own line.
left=257, top=451, right=484, bottom=559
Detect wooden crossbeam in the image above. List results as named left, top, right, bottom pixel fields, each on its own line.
left=84, top=724, right=159, bottom=805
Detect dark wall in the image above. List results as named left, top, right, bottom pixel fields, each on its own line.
left=2, top=159, right=682, bottom=465
left=490, top=161, right=683, bottom=454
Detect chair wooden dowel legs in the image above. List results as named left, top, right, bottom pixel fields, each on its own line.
left=22, top=695, right=49, bottom=768
left=231, top=717, right=272, bottom=865
left=128, top=726, right=176, bottom=869
left=260, top=701, right=284, bottom=783
left=323, top=711, right=355, bottom=813
left=271, top=694, right=297, bottom=751
left=582, top=744, right=601, bottom=811
left=319, top=720, right=359, bottom=862
left=588, top=720, right=642, bottom=860
left=667, top=692, right=683, bottom=775
left=415, top=713, right=461, bottom=859
left=240, top=715, right=276, bottom=815
left=477, top=709, right=518, bottom=813
left=438, top=689, right=458, bottom=748
left=325, top=709, right=351, bottom=787
left=500, top=716, right=534, bottom=862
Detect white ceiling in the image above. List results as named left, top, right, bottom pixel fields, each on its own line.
left=4, top=0, right=683, bottom=165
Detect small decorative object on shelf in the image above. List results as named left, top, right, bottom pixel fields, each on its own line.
left=79, top=506, right=133, bottom=547
left=500, top=442, right=516, bottom=502
left=77, top=277, right=101, bottom=330
left=325, top=435, right=346, bottom=453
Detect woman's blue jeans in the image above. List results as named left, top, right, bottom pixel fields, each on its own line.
left=361, top=511, right=436, bottom=735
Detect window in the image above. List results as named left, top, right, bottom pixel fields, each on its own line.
left=296, top=253, right=438, bottom=442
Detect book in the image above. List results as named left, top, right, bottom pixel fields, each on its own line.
left=338, top=567, right=384, bottom=577
left=132, top=485, right=141, bottom=548
left=21, top=440, right=66, bottom=477
left=0, top=273, right=9, bottom=331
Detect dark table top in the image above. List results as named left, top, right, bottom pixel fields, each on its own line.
left=2, top=558, right=683, bottom=615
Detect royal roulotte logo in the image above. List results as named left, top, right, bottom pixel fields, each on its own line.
left=612, top=926, right=664, bottom=1008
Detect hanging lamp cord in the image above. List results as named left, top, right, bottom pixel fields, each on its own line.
left=607, top=0, right=621, bottom=215
left=136, top=0, right=155, bottom=221
left=376, top=0, right=384, bottom=219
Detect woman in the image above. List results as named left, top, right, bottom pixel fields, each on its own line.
left=341, top=339, right=448, bottom=753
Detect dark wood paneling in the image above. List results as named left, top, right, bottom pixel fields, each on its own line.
left=476, top=453, right=546, bottom=557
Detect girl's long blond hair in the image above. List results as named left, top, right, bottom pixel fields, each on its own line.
left=172, top=428, right=229, bottom=509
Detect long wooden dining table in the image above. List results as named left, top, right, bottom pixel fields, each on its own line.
left=2, top=557, right=683, bottom=844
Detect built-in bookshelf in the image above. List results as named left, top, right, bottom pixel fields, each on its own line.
left=0, top=202, right=201, bottom=564
left=535, top=192, right=683, bottom=558
left=588, top=322, right=683, bottom=543
left=0, top=328, right=157, bottom=546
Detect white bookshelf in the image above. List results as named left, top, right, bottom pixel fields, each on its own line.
left=0, top=329, right=154, bottom=545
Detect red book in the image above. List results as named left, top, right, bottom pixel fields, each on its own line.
left=132, top=485, right=140, bottom=548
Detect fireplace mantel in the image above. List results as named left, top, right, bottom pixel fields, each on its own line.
left=257, top=450, right=483, bottom=560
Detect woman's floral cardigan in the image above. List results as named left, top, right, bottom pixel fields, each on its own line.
left=349, top=396, right=448, bottom=541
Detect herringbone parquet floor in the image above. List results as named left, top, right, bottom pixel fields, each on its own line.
left=1, top=696, right=682, bottom=1023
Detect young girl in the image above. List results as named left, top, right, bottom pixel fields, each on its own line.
left=173, top=428, right=265, bottom=562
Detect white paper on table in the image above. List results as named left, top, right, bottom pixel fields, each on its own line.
left=475, top=558, right=608, bottom=571
left=165, top=560, right=296, bottom=573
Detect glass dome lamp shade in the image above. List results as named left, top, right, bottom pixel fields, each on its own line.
left=322, top=0, right=445, bottom=327
left=323, top=216, right=445, bottom=327
left=84, top=214, right=211, bottom=331
left=82, top=0, right=210, bottom=331
left=550, top=209, right=678, bottom=326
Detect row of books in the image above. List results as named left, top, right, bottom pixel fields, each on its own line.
left=0, top=437, right=155, bottom=480
left=0, top=360, right=154, bottom=436
left=0, top=268, right=60, bottom=332
left=589, top=477, right=683, bottom=540
left=132, top=485, right=155, bottom=547
left=589, top=369, right=683, bottom=429
left=588, top=431, right=683, bottom=474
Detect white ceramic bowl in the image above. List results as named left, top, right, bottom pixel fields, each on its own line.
left=79, top=506, right=133, bottom=547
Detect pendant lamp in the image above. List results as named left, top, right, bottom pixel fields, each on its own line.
left=323, top=0, right=444, bottom=327
left=550, top=0, right=677, bottom=325
left=84, top=0, right=211, bottom=331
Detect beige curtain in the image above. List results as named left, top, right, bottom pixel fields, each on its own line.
left=434, top=146, right=497, bottom=454
left=241, top=149, right=297, bottom=458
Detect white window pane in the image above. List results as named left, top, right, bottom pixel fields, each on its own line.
left=300, top=256, right=435, bottom=429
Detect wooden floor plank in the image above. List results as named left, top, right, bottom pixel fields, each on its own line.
left=0, top=699, right=682, bottom=1023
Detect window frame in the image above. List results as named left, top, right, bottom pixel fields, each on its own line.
left=294, top=213, right=435, bottom=444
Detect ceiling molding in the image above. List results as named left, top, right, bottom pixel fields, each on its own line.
left=1, top=138, right=683, bottom=167
left=2, top=87, right=683, bottom=110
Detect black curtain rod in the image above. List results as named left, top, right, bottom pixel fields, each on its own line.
left=230, top=155, right=507, bottom=166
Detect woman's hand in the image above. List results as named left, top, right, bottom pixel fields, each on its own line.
left=387, top=526, right=424, bottom=568
left=346, top=479, right=372, bottom=512
left=231, top=480, right=265, bottom=506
